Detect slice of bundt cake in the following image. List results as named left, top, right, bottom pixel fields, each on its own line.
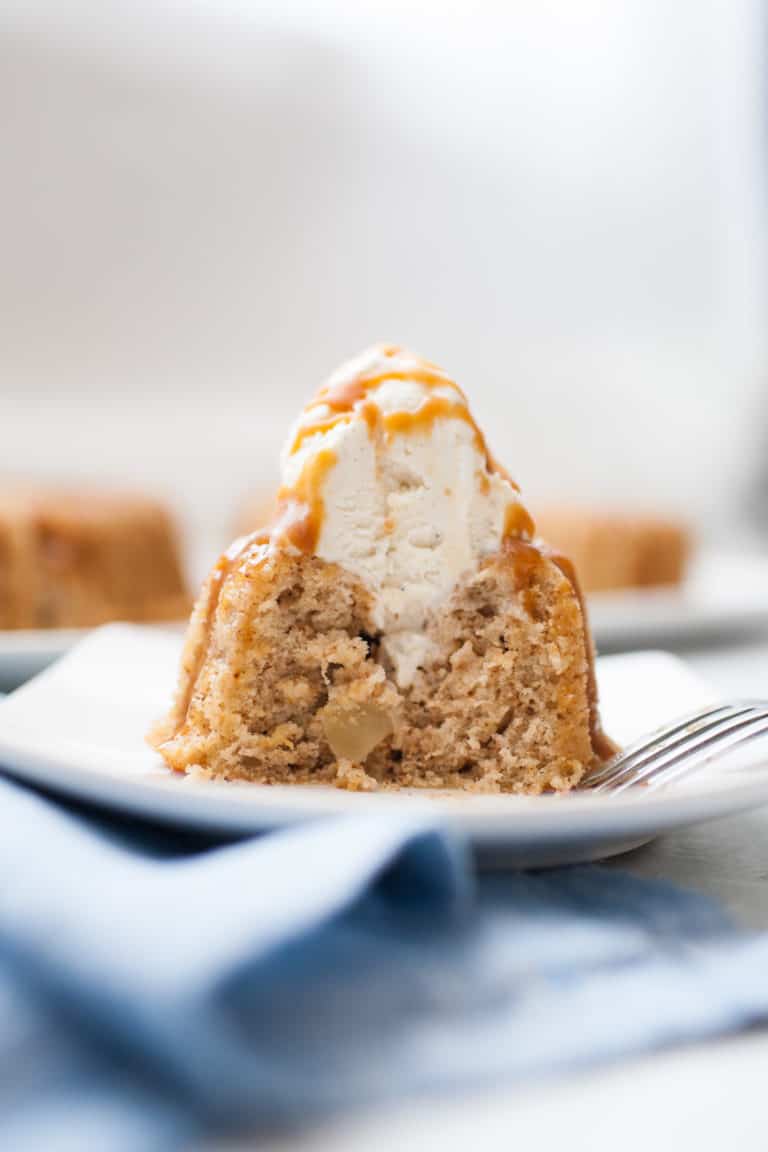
left=0, top=487, right=190, bottom=629
left=534, top=506, right=691, bottom=594
left=152, top=346, right=614, bottom=792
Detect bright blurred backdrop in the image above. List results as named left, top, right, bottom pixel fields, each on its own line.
left=2, top=0, right=766, bottom=563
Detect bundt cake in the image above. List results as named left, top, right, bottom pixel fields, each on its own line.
left=152, top=346, right=614, bottom=792
left=534, top=507, right=691, bottom=594
left=0, top=487, right=190, bottom=629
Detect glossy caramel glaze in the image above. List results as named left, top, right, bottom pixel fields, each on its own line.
left=503, top=500, right=536, bottom=541
left=276, top=448, right=337, bottom=554
left=290, top=345, right=518, bottom=489
left=502, top=536, right=617, bottom=763
left=290, top=414, right=353, bottom=455
left=278, top=345, right=531, bottom=553
left=547, top=547, right=618, bottom=762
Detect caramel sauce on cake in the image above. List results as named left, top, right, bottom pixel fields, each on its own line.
left=503, top=500, right=536, bottom=541
left=155, top=344, right=614, bottom=791
left=502, top=536, right=617, bottom=763
left=547, top=548, right=618, bottom=761
left=276, top=449, right=337, bottom=554
left=382, top=395, right=485, bottom=453
left=290, top=415, right=354, bottom=455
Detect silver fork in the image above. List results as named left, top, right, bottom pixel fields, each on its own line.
left=581, top=700, right=768, bottom=794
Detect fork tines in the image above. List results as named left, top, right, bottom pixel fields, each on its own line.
left=583, top=701, right=768, bottom=794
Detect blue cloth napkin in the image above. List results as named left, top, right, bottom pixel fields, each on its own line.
left=2, top=773, right=768, bottom=1151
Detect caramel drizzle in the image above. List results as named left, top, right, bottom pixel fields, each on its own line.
left=281, top=347, right=536, bottom=554
left=502, top=536, right=616, bottom=764
left=290, top=414, right=353, bottom=454
left=547, top=547, right=617, bottom=761
left=503, top=500, right=536, bottom=542
left=290, top=344, right=519, bottom=492
left=275, top=448, right=337, bottom=554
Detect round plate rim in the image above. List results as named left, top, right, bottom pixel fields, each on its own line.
left=2, top=734, right=768, bottom=848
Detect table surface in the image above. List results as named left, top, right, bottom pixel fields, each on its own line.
left=223, top=638, right=768, bottom=1152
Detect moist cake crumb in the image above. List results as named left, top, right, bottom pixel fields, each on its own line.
left=153, top=539, right=610, bottom=793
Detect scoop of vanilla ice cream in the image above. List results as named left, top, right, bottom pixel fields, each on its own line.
left=277, top=347, right=528, bottom=687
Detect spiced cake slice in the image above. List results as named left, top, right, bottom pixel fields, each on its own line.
left=534, top=506, right=691, bottom=594
left=0, top=487, right=190, bottom=630
left=153, top=346, right=614, bottom=792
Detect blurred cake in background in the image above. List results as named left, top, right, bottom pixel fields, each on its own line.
left=534, top=507, right=691, bottom=594
left=0, top=488, right=190, bottom=630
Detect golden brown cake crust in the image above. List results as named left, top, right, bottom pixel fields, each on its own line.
left=0, top=487, right=190, bottom=629
left=152, top=533, right=612, bottom=794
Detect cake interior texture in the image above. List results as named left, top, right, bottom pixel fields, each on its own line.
left=0, top=489, right=190, bottom=629
left=154, top=535, right=611, bottom=793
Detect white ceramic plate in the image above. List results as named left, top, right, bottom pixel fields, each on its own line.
left=0, top=626, right=89, bottom=692
left=1, top=625, right=768, bottom=866
left=590, top=550, right=768, bottom=650
left=0, top=621, right=186, bottom=692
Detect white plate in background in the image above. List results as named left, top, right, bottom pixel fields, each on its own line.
left=0, top=627, right=90, bottom=692
left=0, top=622, right=185, bottom=692
left=589, top=551, right=768, bottom=650
left=0, top=625, right=767, bottom=867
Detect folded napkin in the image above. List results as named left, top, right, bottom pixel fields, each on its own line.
left=2, top=774, right=768, bottom=1151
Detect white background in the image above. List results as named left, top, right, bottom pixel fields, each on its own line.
left=2, top=0, right=766, bottom=560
